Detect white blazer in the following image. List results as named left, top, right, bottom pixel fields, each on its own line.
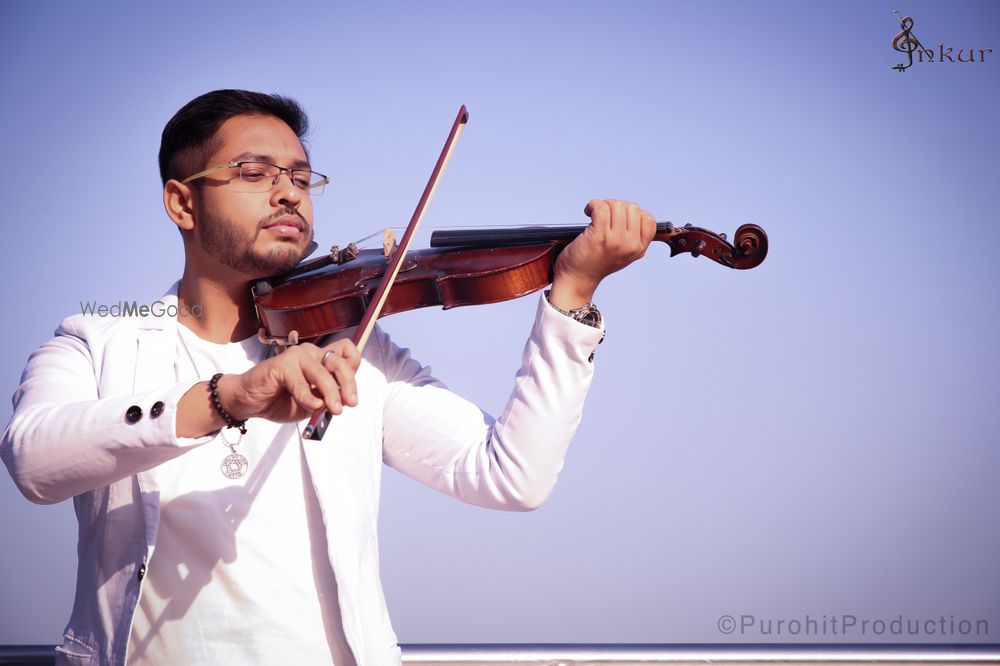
left=2, top=284, right=604, bottom=666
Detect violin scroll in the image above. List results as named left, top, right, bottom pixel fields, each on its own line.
left=658, top=222, right=768, bottom=270
left=733, top=224, right=768, bottom=268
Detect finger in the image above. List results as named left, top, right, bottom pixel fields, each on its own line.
left=324, top=355, right=359, bottom=408
left=303, top=359, right=345, bottom=415
left=320, top=342, right=360, bottom=406
left=329, top=340, right=362, bottom=372
left=640, top=210, right=657, bottom=246
left=267, top=345, right=325, bottom=414
left=286, top=373, right=325, bottom=413
left=625, top=201, right=642, bottom=237
left=607, top=199, right=628, bottom=234
left=584, top=199, right=608, bottom=224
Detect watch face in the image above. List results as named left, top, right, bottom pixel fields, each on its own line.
left=573, top=306, right=602, bottom=328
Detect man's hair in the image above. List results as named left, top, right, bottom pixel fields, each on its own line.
left=158, top=89, right=310, bottom=186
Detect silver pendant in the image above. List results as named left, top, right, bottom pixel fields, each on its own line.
left=221, top=452, right=249, bottom=479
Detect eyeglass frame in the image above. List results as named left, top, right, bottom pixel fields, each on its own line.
left=180, top=160, right=330, bottom=193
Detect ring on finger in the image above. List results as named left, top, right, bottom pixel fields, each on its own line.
left=321, top=349, right=336, bottom=368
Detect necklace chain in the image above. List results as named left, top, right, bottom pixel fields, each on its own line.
left=177, top=326, right=266, bottom=480
left=177, top=326, right=205, bottom=379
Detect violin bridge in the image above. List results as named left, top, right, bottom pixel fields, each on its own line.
left=383, top=228, right=398, bottom=261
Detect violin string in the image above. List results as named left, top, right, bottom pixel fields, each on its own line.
left=348, top=221, right=676, bottom=249
left=350, top=223, right=579, bottom=247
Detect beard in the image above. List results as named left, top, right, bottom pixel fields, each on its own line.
left=197, top=203, right=312, bottom=278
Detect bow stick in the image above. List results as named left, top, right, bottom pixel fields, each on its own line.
left=303, top=105, right=469, bottom=440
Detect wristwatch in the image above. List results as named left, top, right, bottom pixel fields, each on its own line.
left=544, top=290, right=603, bottom=328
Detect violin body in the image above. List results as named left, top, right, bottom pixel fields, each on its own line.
left=254, top=243, right=559, bottom=342
left=253, top=222, right=768, bottom=343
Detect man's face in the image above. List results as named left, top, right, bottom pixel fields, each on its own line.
left=191, top=114, right=315, bottom=278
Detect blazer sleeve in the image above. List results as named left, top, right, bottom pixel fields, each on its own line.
left=376, top=294, right=605, bottom=511
left=2, top=316, right=212, bottom=505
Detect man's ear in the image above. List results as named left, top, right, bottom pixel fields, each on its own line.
left=163, top=180, right=197, bottom=231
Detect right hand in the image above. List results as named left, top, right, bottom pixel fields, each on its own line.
left=219, top=339, right=360, bottom=422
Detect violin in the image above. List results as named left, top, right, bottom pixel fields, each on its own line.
left=254, top=104, right=768, bottom=440
left=252, top=220, right=768, bottom=345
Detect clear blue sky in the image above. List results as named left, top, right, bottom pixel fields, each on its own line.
left=1, top=0, right=998, bottom=645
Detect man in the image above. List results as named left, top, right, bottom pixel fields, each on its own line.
left=2, top=89, right=656, bottom=665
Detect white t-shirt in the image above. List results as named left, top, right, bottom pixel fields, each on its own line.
left=126, top=326, right=355, bottom=665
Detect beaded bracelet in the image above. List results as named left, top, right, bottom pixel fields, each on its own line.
left=208, top=373, right=247, bottom=434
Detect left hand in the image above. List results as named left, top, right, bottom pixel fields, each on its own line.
left=549, top=199, right=657, bottom=310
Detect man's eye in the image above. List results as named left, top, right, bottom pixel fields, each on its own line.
left=241, top=170, right=268, bottom=181
left=292, top=174, right=311, bottom=188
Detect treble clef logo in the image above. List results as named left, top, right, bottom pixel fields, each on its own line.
left=891, top=10, right=924, bottom=71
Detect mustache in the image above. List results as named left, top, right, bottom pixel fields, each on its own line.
left=259, top=207, right=308, bottom=229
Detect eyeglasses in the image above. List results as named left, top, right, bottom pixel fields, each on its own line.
left=181, top=161, right=330, bottom=195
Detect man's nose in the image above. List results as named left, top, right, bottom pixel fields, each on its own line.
left=270, top=170, right=302, bottom=208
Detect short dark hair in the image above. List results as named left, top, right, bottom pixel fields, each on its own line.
left=158, top=89, right=310, bottom=185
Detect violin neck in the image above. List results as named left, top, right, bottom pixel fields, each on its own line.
left=430, top=222, right=676, bottom=249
